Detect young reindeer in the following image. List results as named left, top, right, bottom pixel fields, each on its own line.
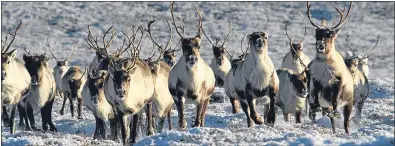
left=144, top=19, right=174, bottom=135
left=202, top=18, right=232, bottom=87
left=1, top=22, right=31, bottom=134
left=46, top=37, right=77, bottom=116
left=224, top=34, right=248, bottom=114
left=306, top=2, right=355, bottom=134
left=345, top=35, right=370, bottom=124
left=23, top=53, right=57, bottom=132
left=347, top=35, right=380, bottom=78
left=168, top=2, right=216, bottom=129
left=61, top=66, right=87, bottom=119
left=233, top=30, right=279, bottom=127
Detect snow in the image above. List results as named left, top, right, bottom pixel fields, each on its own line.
left=1, top=2, right=394, bottom=146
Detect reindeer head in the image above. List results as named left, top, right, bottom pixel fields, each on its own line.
left=307, top=2, right=352, bottom=55
left=46, top=36, right=77, bottom=75
left=1, top=21, right=22, bottom=82
left=248, top=31, right=268, bottom=54
left=88, top=70, right=108, bottom=105
left=163, top=50, right=177, bottom=66
left=23, top=54, right=48, bottom=85
left=284, top=20, right=306, bottom=58
left=68, top=68, right=87, bottom=99
left=290, top=72, right=308, bottom=98
left=202, top=18, right=233, bottom=65
left=170, top=2, right=204, bottom=68
left=109, top=59, right=141, bottom=100
left=1, top=50, right=18, bottom=81
left=345, top=34, right=379, bottom=68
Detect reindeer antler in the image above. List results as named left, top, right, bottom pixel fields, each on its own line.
left=364, top=35, right=380, bottom=57
left=285, top=20, right=293, bottom=43
left=306, top=2, right=320, bottom=28
left=146, top=18, right=173, bottom=64
left=125, top=26, right=144, bottom=71
left=2, top=21, right=22, bottom=54
left=170, top=2, right=184, bottom=39
left=194, top=6, right=203, bottom=38
left=46, top=36, right=58, bottom=61
left=345, top=34, right=355, bottom=53
left=331, top=2, right=352, bottom=29
left=240, top=33, right=248, bottom=57
left=66, top=39, right=78, bottom=62
left=300, top=20, right=307, bottom=44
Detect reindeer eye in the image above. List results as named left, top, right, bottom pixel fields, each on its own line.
left=7, top=60, right=10, bottom=64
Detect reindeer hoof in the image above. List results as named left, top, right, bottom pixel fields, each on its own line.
left=351, top=116, right=361, bottom=124
left=18, top=123, right=25, bottom=128
left=252, top=115, right=264, bottom=125
left=327, top=111, right=342, bottom=119
left=3, top=121, right=10, bottom=127
left=59, top=110, right=64, bottom=116
left=77, top=116, right=83, bottom=120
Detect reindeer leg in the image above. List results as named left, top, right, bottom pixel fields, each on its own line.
left=9, top=105, right=17, bottom=134
left=266, top=87, right=278, bottom=126
left=130, top=114, right=139, bottom=144
left=193, top=99, right=203, bottom=127
left=167, top=110, right=172, bottom=131
left=157, top=116, right=166, bottom=133
left=40, top=105, right=49, bottom=131
left=118, top=111, right=130, bottom=145
left=146, top=102, right=154, bottom=136
left=240, top=101, right=253, bottom=127
left=17, top=103, right=25, bottom=128
left=331, top=79, right=342, bottom=118
left=344, top=103, right=353, bottom=135
left=230, top=97, right=240, bottom=114
left=25, top=103, right=38, bottom=131
left=47, top=96, right=57, bottom=132
left=2, top=106, right=10, bottom=127
left=200, top=98, right=210, bottom=127
left=109, top=117, right=119, bottom=142
left=352, top=101, right=364, bottom=124
left=175, top=94, right=187, bottom=130
left=69, top=97, right=75, bottom=118
left=295, top=110, right=302, bottom=124
left=283, top=112, right=289, bottom=123
left=60, top=93, right=67, bottom=116
left=309, top=81, right=322, bottom=122
left=245, top=87, right=263, bottom=125
left=93, top=116, right=101, bottom=140
left=100, top=118, right=106, bottom=140
left=77, top=98, right=83, bottom=119
left=330, top=117, right=336, bottom=134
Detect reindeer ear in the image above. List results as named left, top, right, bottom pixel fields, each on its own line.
left=333, top=29, right=340, bottom=38
left=8, top=49, right=17, bottom=59
left=23, top=54, right=30, bottom=62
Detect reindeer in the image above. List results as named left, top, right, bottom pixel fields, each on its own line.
left=144, top=19, right=174, bottom=135
left=344, top=35, right=370, bottom=124
left=82, top=68, right=116, bottom=140
left=306, top=2, right=355, bottom=134
left=202, top=18, right=232, bottom=87
left=168, top=2, right=216, bottom=129
left=61, top=66, right=87, bottom=119
left=23, top=53, right=57, bottom=132
left=282, top=20, right=311, bottom=74
left=1, top=21, right=31, bottom=134
left=346, top=35, right=380, bottom=78
left=87, top=25, right=154, bottom=144
left=161, top=40, right=181, bottom=67
left=46, top=37, right=77, bottom=116
left=224, top=34, right=248, bottom=114
left=233, top=30, right=279, bottom=127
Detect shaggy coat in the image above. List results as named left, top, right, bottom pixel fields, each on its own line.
left=275, top=68, right=308, bottom=123
left=23, top=54, right=57, bottom=132
left=1, top=50, right=31, bottom=134
left=61, top=66, right=87, bottom=119
left=233, top=32, right=279, bottom=127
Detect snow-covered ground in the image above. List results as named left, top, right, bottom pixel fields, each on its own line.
left=1, top=2, right=394, bottom=146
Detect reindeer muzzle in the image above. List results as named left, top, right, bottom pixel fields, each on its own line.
left=186, top=55, right=197, bottom=66
left=117, top=88, right=126, bottom=100
left=254, top=38, right=264, bottom=51
left=31, top=76, right=39, bottom=85
left=91, top=95, right=99, bottom=105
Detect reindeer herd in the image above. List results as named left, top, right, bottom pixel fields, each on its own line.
left=1, top=1, right=380, bottom=145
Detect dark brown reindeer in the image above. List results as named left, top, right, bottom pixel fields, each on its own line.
left=168, top=1, right=216, bottom=129
left=306, top=1, right=355, bottom=134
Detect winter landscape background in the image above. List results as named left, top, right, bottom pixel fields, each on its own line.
left=1, top=2, right=394, bottom=146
